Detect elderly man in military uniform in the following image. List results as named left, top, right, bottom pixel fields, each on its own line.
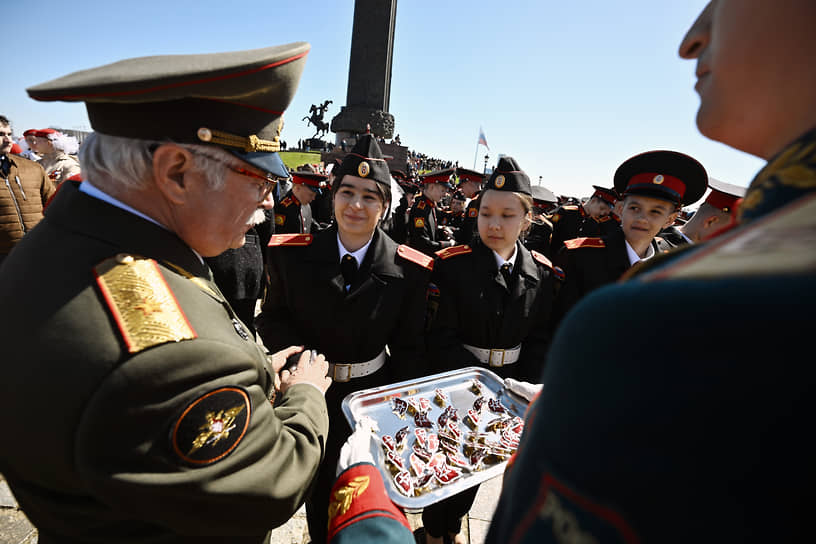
left=0, top=43, right=333, bottom=543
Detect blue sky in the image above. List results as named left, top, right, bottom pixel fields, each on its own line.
left=4, top=0, right=764, bottom=199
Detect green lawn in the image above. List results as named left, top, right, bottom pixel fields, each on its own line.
left=279, top=151, right=323, bottom=171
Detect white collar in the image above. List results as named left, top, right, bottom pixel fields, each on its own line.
left=79, top=180, right=204, bottom=264
left=337, top=232, right=374, bottom=267
left=492, top=245, right=518, bottom=271
left=80, top=180, right=166, bottom=229
left=625, top=239, right=655, bottom=266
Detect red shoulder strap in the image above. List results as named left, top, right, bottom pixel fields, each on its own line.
left=531, top=250, right=565, bottom=280
left=268, top=233, right=313, bottom=247
left=564, top=237, right=605, bottom=250
left=397, top=244, right=434, bottom=270
left=435, top=244, right=472, bottom=259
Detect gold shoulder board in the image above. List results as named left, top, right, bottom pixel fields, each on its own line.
left=94, top=254, right=197, bottom=354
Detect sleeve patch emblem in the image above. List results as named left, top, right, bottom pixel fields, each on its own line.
left=328, top=475, right=370, bottom=525
left=414, top=218, right=425, bottom=228
left=275, top=214, right=286, bottom=226
left=468, top=208, right=478, bottom=217
left=171, top=387, right=251, bottom=466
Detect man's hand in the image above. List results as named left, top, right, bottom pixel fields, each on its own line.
left=279, top=349, right=332, bottom=395
left=336, top=416, right=379, bottom=476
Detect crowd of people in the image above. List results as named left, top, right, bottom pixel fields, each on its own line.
left=0, top=1, right=813, bottom=543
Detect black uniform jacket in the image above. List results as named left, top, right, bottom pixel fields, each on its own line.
left=549, top=204, right=585, bottom=253
left=523, top=217, right=554, bottom=257
left=454, top=192, right=480, bottom=245
left=259, top=224, right=432, bottom=384
left=0, top=181, right=329, bottom=544
left=552, top=227, right=632, bottom=324
left=274, top=190, right=314, bottom=234
left=408, top=194, right=445, bottom=256
left=427, top=241, right=561, bottom=381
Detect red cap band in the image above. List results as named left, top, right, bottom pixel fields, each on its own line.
left=592, top=189, right=616, bottom=206
left=32, top=129, right=57, bottom=138
left=625, top=172, right=686, bottom=201
left=705, top=189, right=739, bottom=212
left=291, top=173, right=326, bottom=188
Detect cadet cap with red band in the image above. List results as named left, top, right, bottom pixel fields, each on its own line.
left=26, top=42, right=311, bottom=179
left=421, top=168, right=456, bottom=189
left=613, top=150, right=707, bottom=207
left=455, top=167, right=485, bottom=185
left=705, top=177, right=746, bottom=213
left=292, top=171, right=328, bottom=194
left=590, top=185, right=618, bottom=206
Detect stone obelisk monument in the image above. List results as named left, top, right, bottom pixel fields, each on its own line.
left=331, top=0, right=397, bottom=143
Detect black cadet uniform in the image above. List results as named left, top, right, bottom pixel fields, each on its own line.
left=407, top=169, right=455, bottom=256
left=274, top=170, right=327, bottom=234
left=553, top=150, right=707, bottom=323
left=524, top=184, right=558, bottom=257
left=0, top=43, right=330, bottom=543
left=256, top=135, right=434, bottom=544
left=423, top=156, right=563, bottom=541
left=452, top=167, right=485, bottom=245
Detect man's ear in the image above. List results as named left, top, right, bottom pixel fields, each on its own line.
left=704, top=215, right=721, bottom=230
left=152, top=144, right=195, bottom=205
left=663, top=211, right=679, bottom=229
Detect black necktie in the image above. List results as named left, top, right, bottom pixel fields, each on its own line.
left=500, top=262, right=513, bottom=285
left=341, top=254, right=358, bottom=288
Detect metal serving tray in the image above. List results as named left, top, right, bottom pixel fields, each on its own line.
left=341, top=366, right=529, bottom=509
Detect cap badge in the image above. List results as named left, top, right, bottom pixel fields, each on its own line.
left=495, top=175, right=506, bottom=188
left=358, top=161, right=371, bottom=177
left=197, top=127, right=212, bottom=142
left=653, top=174, right=664, bottom=184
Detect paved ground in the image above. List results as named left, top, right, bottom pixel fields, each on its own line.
left=1, top=472, right=502, bottom=543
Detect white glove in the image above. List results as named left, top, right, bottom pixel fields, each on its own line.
left=504, top=378, right=543, bottom=402
left=336, top=416, right=380, bottom=477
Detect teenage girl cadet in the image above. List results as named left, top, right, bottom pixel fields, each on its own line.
left=420, top=156, right=563, bottom=544
left=256, top=134, right=433, bottom=544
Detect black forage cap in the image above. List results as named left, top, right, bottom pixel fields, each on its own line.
left=334, top=133, right=391, bottom=187
left=614, top=150, right=708, bottom=206
left=26, top=42, right=311, bottom=178
left=485, top=156, right=532, bottom=196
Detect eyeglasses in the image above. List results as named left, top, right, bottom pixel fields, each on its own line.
left=187, top=149, right=279, bottom=201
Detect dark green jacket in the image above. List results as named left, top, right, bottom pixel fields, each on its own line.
left=0, top=181, right=329, bottom=543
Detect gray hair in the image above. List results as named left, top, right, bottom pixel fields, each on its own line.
left=79, top=132, right=231, bottom=191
